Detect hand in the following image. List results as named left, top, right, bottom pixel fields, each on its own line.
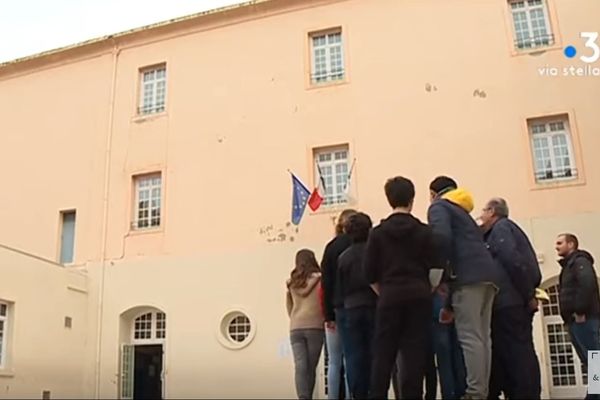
left=325, top=321, right=336, bottom=331
left=575, top=314, right=587, bottom=323
left=528, top=298, right=539, bottom=313
left=439, top=308, right=454, bottom=324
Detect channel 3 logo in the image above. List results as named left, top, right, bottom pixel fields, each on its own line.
left=564, top=32, right=599, bottom=63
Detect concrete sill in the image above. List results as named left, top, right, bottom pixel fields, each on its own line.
left=0, top=370, right=15, bottom=378
left=131, top=111, right=168, bottom=124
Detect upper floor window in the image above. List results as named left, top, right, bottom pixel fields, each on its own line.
left=509, top=0, right=554, bottom=50
left=139, top=65, right=166, bottom=115
left=310, top=30, right=345, bottom=84
left=133, top=173, right=162, bottom=230
left=314, top=146, right=349, bottom=206
left=528, top=115, right=577, bottom=183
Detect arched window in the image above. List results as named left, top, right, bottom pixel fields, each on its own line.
left=132, top=311, right=166, bottom=343
left=542, top=283, right=587, bottom=398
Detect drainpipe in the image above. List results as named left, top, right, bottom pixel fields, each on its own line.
left=94, top=40, right=120, bottom=399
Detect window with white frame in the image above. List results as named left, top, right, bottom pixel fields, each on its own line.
left=139, top=65, right=166, bottom=115
left=509, top=0, right=554, bottom=50
left=227, top=315, right=251, bottom=343
left=542, top=284, right=588, bottom=392
left=0, top=302, right=8, bottom=369
left=314, top=146, right=349, bottom=206
left=134, top=174, right=161, bottom=230
left=529, top=116, right=577, bottom=183
left=132, top=312, right=166, bottom=342
left=310, top=30, right=345, bottom=84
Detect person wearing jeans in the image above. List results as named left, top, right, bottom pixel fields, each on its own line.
left=287, top=250, right=325, bottom=400
left=322, top=209, right=355, bottom=400
left=338, top=212, right=377, bottom=399
left=427, top=176, right=499, bottom=400
left=432, top=286, right=466, bottom=400
left=556, top=233, right=600, bottom=400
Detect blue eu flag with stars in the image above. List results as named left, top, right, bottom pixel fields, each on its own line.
left=291, top=173, right=311, bottom=225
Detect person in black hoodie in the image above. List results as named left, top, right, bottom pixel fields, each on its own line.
left=365, top=176, right=440, bottom=399
left=556, top=233, right=600, bottom=400
left=338, top=212, right=377, bottom=399
left=321, top=209, right=356, bottom=400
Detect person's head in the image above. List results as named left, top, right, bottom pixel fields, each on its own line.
left=289, top=249, right=320, bottom=288
left=345, top=212, right=372, bottom=243
left=335, top=209, right=357, bottom=236
left=556, top=233, right=579, bottom=258
left=429, top=176, right=457, bottom=202
left=480, top=197, right=509, bottom=230
left=384, top=176, right=415, bottom=212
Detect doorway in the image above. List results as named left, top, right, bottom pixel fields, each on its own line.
left=134, top=344, right=163, bottom=400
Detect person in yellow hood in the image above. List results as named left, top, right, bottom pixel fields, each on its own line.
left=427, top=176, right=499, bottom=400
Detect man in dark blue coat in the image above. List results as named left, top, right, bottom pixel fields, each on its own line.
left=480, top=197, right=542, bottom=399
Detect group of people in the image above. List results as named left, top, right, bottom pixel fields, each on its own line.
left=285, top=175, right=600, bottom=400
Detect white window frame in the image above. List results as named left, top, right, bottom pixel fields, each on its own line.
left=131, top=311, right=166, bottom=345
left=509, top=0, right=554, bottom=50
left=529, top=117, right=577, bottom=183
left=0, top=301, right=8, bottom=369
left=314, top=146, right=350, bottom=207
left=542, top=283, right=588, bottom=398
left=310, top=30, right=345, bottom=84
left=138, top=65, right=167, bottom=115
left=133, top=174, right=162, bottom=230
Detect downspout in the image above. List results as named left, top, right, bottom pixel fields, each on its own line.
left=95, top=40, right=120, bottom=399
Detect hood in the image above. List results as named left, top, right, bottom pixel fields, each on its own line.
left=293, top=272, right=321, bottom=297
left=379, top=213, right=427, bottom=244
left=560, top=250, right=595, bottom=267
left=442, top=188, right=474, bottom=213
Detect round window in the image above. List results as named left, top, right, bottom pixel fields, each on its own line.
left=218, top=310, right=256, bottom=350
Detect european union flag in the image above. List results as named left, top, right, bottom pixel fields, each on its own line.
left=291, top=173, right=311, bottom=225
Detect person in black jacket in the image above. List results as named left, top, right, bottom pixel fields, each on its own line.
left=321, top=208, right=356, bottom=400
left=480, top=198, right=542, bottom=399
left=365, top=176, right=440, bottom=399
left=556, top=233, right=600, bottom=400
left=338, top=212, right=376, bottom=400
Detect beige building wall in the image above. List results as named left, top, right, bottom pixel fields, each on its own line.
left=0, top=0, right=599, bottom=398
left=0, top=245, right=89, bottom=399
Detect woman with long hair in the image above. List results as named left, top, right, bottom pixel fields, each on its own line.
left=286, top=249, right=325, bottom=400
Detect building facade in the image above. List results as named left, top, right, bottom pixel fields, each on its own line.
left=0, top=0, right=599, bottom=398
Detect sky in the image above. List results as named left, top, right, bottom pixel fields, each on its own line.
left=0, top=0, right=247, bottom=63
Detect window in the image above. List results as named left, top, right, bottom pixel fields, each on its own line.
left=218, top=310, right=256, bottom=349
left=132, top=312, right=166, bottom=342
left=133, top=174, right=161, bottom=230
left=509, top=0, right=554, bottom=50
left=528, top=116, right=577, bottom=183
left=542, top=283, right=588, bottom=394
left=310, top=30, right=345, bottom=84
left=227, top=315, right=251, bottom=343
left=0, top=302, right=8, bottom=369
left=139, top=65, right=166, bottom=115
left=314, top=146, right=350, bottom=206
left=59, top=210, right=76, bottom=264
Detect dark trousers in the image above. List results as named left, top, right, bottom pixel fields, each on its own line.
left=344, top=306, right=376, bottom=399
left=425, top=326, right=438, bottom=400
left=369, top=299, right=432, bottom=399
left=334, top=308, right=349, bottom=400
left=433, top=321, right=466, bottom=400
left=569, top=318, right=600, bottom=400
left=488, top=306, right=541, bottom=400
